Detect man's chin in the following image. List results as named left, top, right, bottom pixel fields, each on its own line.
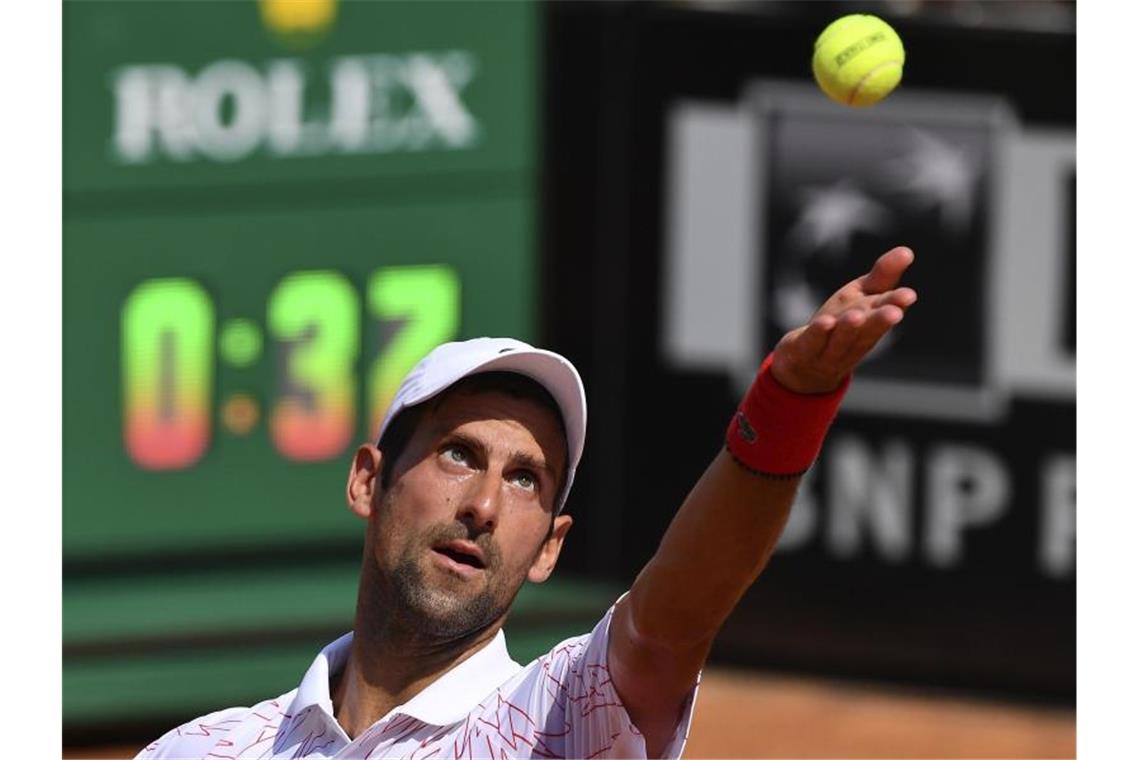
left=388, top=555, right=510, bottom=639
left=407, top=594, right=505, bottom=640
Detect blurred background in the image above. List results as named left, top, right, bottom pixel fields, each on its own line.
left=62, top=0, right=1075, bottom=756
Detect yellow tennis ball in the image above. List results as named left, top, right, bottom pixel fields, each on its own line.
left=812, top=14, right=905, bottom=107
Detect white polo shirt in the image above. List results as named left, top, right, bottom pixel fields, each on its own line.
left=136, top=601, right=699, bottom=759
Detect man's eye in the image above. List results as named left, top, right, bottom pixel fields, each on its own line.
left=442, top=445, right=470, bottom=465
left=512, top=471, right=537, bottom=491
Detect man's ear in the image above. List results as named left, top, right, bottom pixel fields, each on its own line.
left=347, top=444, right=383, bottom=519
left=527, top=514, right=573, bottom=583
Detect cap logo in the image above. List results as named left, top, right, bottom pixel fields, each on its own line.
left=498, top=348, right=514, bottom=354
left=735, top=411, right=757, bottom=443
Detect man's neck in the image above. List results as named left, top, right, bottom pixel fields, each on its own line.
left=331, top=601, right=503, bottom=739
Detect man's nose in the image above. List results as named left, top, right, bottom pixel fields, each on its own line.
left=458, top=470, right=501, bottom=532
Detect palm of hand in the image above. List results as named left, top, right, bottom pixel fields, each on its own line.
left=771, top=246, right=919, bottom=395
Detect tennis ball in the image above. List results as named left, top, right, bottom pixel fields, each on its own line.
left=812, top=14, right=905, bottom=107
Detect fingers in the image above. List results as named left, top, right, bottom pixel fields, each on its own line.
left=771, top=246, right=916, bottom=391
left=849, top=305, right=904, bottom=363
left=872, top=286, right=918, bottom=311
left=815, top=249, right=916, bottom=319
left=819, top=304, right=904, bottom=370
left=818, top=308, right=867, bottom=367
left=774, top=313, right=836, bottom=364
left=860, top=246, right=914, bottom=295
left=795, top=314, right=837, bottom=357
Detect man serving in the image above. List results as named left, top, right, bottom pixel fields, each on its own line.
left=138, top=247, right=917, bottom=759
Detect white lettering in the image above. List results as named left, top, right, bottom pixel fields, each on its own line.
left=369, top=55, right=413, bottom=152
left=1039, top=453, right=1076, bottom=577
left=110, top=67, right=153, bottom=163
left=404, top=52, right=477, bottom=147
left=191, top=60, right=267, bottom=162
left=826, top=436, right=914, bottom=562
left=772, top=432, right=1070, bottom=578
left=925, top=444, right=1010, bottom=567
left=328, top=56, right=371, bottom=152
left=266, top=59, right=306, bottom=156
left=109, top=50, right=481, bottom=165
left=110, top=64, right=196, bottom=163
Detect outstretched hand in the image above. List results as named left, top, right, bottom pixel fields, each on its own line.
left=771, top=246, right=918, bottom=394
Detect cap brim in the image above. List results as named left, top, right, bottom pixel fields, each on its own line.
left=382, top=345, right=586, bottom=512
left=460, top=349, right=587, bottom=481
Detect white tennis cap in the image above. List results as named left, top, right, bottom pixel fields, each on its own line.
left=375, top=337, right=587, bottom=512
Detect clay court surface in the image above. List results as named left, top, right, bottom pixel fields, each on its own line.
left=63, top=667, right=1075, bottom=759
left=684, top=668, right=1074, bottom=758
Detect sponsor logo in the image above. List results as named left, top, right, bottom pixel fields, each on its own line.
left=110, top=51, right=480, bottom=164
left=663, top=81, right=1075, bottom=422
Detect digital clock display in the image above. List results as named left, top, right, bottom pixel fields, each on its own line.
left=122, top=265, right=458, bottom=470
left=64, top=198, right=535, bottom=559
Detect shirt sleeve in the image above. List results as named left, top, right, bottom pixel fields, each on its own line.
left=503, top=599, right=700, bottom=759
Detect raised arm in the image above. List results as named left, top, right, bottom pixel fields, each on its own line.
left=608, top=246, right=918, bottom=757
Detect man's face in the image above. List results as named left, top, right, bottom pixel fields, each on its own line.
left=351, top=389, right=571, bottom=641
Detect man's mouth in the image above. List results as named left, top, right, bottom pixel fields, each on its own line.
left=431, top=540, right=486, bottom=570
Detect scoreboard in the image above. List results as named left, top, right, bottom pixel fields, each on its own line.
left=65, top=202, right=531, bottom=557
left=63, top=0, right=555, bottom=733
left=64, top=0, right=537, bottom=560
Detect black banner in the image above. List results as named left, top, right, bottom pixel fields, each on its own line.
left=542, top=0, right=1074, bottom=700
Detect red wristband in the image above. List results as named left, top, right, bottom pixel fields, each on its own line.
left=725, top=354, right=851, bottom=477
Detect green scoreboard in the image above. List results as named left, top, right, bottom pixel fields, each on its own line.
left=62, top=0, right=614, bottom=736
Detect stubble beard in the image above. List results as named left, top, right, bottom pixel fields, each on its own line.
left=385, top=527, right=522, bottom=641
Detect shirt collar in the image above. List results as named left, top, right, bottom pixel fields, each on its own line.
left=293, top=631, right=353, bottom=720
left=292, top=629, right=523, bottom=729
